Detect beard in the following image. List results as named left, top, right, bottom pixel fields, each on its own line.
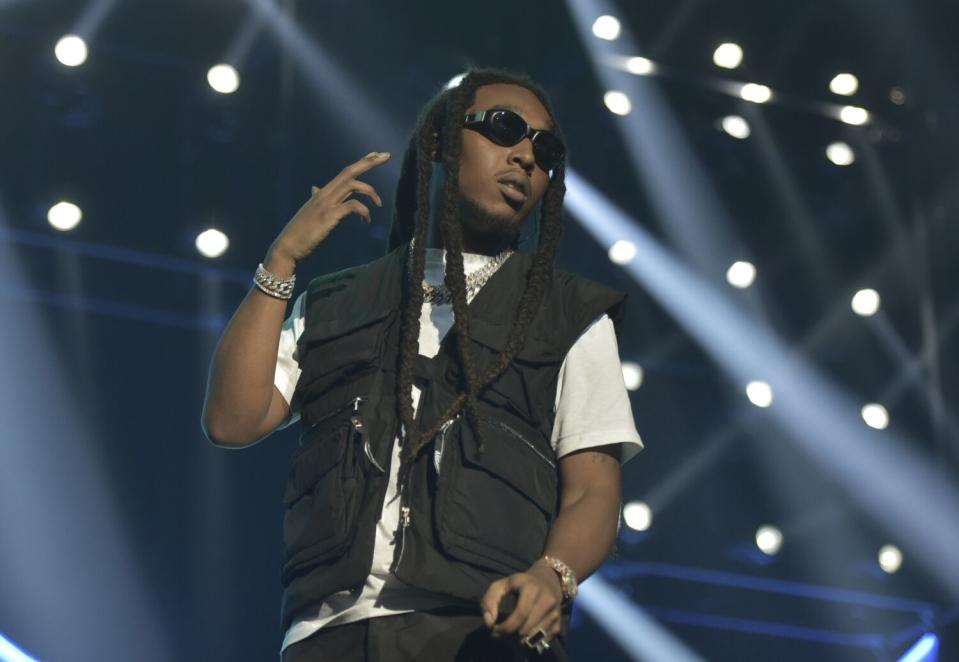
left=456, top=193, right=521, bottom=251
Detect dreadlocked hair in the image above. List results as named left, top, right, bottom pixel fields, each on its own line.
left=387, top=67, right=567, bottom=473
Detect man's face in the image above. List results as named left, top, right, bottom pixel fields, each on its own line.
left=452, top=83, right=553, bottom=249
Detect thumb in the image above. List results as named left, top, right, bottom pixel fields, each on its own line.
left=482, top=583, right=506, bottom=627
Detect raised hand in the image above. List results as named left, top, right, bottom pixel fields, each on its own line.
left=269, top=151, right=391, bottom=267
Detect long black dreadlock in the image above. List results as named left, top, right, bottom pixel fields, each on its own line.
left=387, top=67, right=568, bottom=471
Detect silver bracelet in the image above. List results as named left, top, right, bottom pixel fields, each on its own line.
left=254, top=262, right=296, bottom=300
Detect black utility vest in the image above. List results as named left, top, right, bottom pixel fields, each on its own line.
left=280, top=241, right=626, bottom=632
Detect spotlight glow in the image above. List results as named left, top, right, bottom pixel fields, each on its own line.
left=195, top=228, right=230, bottom=258
left=851, top=288, right=880, bottom=316
left=47, top=201, right=83, bottom=231
left=740, top=83, right=772, bottom=104
left=826, top=141, right=855, bottom=166
left=862, top=403, right=890, bottom=430
left=0, top=631, right=39, bottom=662
left=622, top=362, right=644, bottom=391
left=623, top=501, right=652, bottom=531
left=829, top=73, right=859, bottom=96
left=626, top=56, right=654, bottom=75
left=604, top=90, right=632, bottom=116
left=592, top=15, right=621, bottom=41
left=839, top=105, right=870, bottom=126
left=878, top=544, right=903, bottom=573
left=726, top=261, right=756, bottom=289
left=608, top=239, right=637, bottom=265
left=54, top=34, right=88, bottom=67
left=713, top=42, right=743, bottom=69
left=721, top=115, right=751, bottom=139
left=756, top=525, right=783, bottom=555
left=207, top=64, right=240, bottom=94
left=746, top=381, right=773, bottom=408
left=445, top=73, right=466, bottom=90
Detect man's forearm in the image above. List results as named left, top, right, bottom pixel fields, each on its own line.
left=201, top=248, right=295, bottom=446
left=534, top=486, right=621, bottom=587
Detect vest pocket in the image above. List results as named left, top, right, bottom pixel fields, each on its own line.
left=280, top=420, right=362, bottom=585
left=434, top=415, right=558, bottom=575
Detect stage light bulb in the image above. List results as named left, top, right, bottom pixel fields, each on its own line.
left=826, top=141, right=855, bottom=166
left=623, top=501, right=652, bottom=531
left=592, top=15, right=621, bottom=41
left=746, top=381, right=773, bottom=408
left=878, top=544, right=902, bottom=573
left=862, top=403, right=889, bottom=430
left=756, top=525, right=783, bottom=555
left=55, top=34, right=88, bottom=67
left=713, top=42, right=743, bottom=69
left=604, top=91, right=631, bottom=116
left=721, top=115, right=751, bottom=139
left=740, top=83, right=772, bottom=104
left=196, top=228, right=229, bottom=258
left=726, top=261, right=756, bottom=288
left=622, top=362, right=644, bottom=391
left=207, top=64, right=240, bottom=94
left=830, top=73, right=859, bottom=96
left=626, top=56, right=654, bottom=75
left=840, top=105, right=870, bottom=126
left=608, top=239, right=636, bottom=265
left=47, top=201, right=83, bottom=231
left=851, top=288, right=880, bottom=316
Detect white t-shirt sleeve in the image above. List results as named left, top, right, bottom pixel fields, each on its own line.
left=274, top=291, right=307, bottom=430
left=551, top=314, right=644, bottom=465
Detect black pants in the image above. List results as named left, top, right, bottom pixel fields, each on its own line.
left=280, top=607, right=568, bottom=662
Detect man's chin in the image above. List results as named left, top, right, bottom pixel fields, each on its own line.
left=458, top=196, right=521, bottom=246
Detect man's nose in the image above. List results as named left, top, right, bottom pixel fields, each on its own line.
left=508, top=140, right=535, bottom=174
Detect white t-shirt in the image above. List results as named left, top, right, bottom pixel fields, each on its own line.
left=274, top=247, right=643, bottom=654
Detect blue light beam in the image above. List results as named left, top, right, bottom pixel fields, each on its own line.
left=565, top=168, right=959, bottom=600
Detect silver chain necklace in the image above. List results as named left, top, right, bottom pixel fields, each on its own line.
left=408, top=238, right=514, bottom=305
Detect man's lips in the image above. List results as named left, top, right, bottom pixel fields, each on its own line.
left=496, top=169, right=530, bottom=203
left=499, top=180, right=529, bottom=204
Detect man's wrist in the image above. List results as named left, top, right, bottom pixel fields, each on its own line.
left=530, top=559, right=564, bottom=600
left=539, top=555, right=578, bottom=603
left=263, top=249, right=297, bottom=279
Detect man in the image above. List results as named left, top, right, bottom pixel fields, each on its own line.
left=202, top=67, right=643, bottom=661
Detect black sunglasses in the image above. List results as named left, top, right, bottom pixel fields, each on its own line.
left=462, top=108, right=566, bottom=174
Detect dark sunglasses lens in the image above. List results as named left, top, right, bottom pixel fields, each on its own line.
left=488, top=110, right=527, bottom=145
left=533, top=133, right=564, bottom=170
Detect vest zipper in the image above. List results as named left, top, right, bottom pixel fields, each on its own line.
left=477, top=414, right=556, bottom=470
left=308, top=395, right=368, bottom=430
left=394, top=415, right=458, bottom=573
left=394, top=460, right=413, bottom=573
left=349, top=398, right=385, bottom=474
left=433, top=414, right=461, bottom=472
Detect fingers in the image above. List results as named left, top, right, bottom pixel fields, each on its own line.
left=480, top=579, right=510, bottom=627
left=520, top=608, right=561, bottom=645
left=334, top=179, right=382, bottom=207
left=340, top=199, right=371, bottom=225
left=518, top=594, right=559, bottom=641
left=338, top=151, right=391, bottom=182
left=492, top=576, right=542, bottom=637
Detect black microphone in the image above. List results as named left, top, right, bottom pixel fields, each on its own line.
left=495, top=590, right=519, bottom=625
